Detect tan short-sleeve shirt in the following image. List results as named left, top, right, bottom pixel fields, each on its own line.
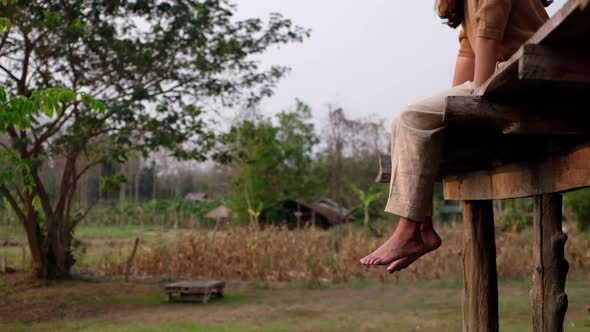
left=458, top=0, right=549, bottom=60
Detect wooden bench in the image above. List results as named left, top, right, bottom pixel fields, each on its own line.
left=377, top=1, right=590, bottom=331
left=165, top=280, right=225, bottom=304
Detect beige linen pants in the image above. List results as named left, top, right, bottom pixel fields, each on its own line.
left=385, top=81, right=476, bottom=222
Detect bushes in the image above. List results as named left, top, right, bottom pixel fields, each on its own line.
left=82, top=200, right=225, bottom=228
left=564, top=188, right=590, bottom=232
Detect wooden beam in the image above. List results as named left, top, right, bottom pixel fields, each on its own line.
left=462, top=200, right=499, bottom=332
left=531, top=194, right=568, bottom=332
left=376, top=154, right=391, bottom=183
left=519, top=44, right=590, bottom=84
left=443, top=143, right=590, bottom=200
left=445, top=96, right=590, bottom=135
left=528, top=0, right=590, bottom=46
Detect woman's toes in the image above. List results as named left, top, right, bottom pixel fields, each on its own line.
left=387, top=261, right=399, bottom=273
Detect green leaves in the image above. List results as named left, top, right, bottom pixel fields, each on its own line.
left=101, top=173, right=128, bottom=194
left=43, top=12, right=61, bottom=28
left=69, top=18, right=85, bottom=35
left=0, top=17, right=11, bottom=32
left=0, top=87, right=104, bottom=131
left=222, top=101, right=319, bottom=223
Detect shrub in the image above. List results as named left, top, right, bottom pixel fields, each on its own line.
left=564, top=188, right=590, bottom=232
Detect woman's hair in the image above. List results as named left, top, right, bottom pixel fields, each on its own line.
left=435, top=0, right=464, bottom=29
left=436, top=0, right=553, bottom=29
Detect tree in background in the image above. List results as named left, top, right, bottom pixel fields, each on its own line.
left=0, top=0, right=308, bottom=279
left=564, top=188, right=590, bottom=232
left=315, top=107, right=389, bottom=208
left=221, top=100, right=319, bottom=224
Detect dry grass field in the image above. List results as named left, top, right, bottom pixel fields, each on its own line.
left=1, top=222, right=589, bottom=331
left=97, top=222, right=590, bottom=283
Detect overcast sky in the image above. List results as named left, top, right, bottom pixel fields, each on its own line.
left=231, top=0, right=566, bottom=127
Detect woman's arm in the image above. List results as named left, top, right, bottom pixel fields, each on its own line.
left=452, top=56, right=475, bottom=87
left=473, top=36, right=502, bottom=86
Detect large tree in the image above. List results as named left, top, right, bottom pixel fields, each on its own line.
left=0, top=0, right=308, bottom=279
left=221, top=100, right=319, bottom=224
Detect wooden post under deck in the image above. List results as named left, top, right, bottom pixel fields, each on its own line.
left=462, top=200, right=499, bottom=332
left=531, top=194, right=568, bottom=332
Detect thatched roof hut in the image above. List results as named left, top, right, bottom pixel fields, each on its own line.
left=204, top=205, right=230, bottom=221
left=282, top=199, right=348, bottom=229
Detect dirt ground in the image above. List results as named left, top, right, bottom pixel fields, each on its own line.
left=1, top=272, right=589, bottom=332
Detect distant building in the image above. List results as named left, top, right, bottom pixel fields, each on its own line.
left=184, top=192, right=208, bottom=202
left=314, top=198, right=349, bottom=216
left=282, top=199, right=349, bottom=229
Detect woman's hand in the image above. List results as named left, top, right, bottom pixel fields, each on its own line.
left=473, top=37, right=501, bottom=86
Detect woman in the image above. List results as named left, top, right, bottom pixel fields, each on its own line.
left=360, top=0, right=551, bottom=273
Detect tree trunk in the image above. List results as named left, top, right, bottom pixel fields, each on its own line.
left=134, top=159, right=142, bottom=202
left=22, top=214, right=45, bottom=277
left=531, top=194, right=568, bottom=332
left=24, top=214, right=74, bottom=279
left=98, top=163, right=103, bottom=204
left=462, top=200, right=499, bottom=332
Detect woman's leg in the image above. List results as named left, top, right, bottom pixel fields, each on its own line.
left=361, top=81, right=474, bottom=267
left=386, top=217, right=442, bottom=273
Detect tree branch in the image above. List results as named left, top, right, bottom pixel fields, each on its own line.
left=55, top=155, right=76, bottom=222
left=65, top=160, right=78, bottom=222
left=0, top=184, right=26, bottom=222
left=0, top=63, right=19, bottom=82
left=18, top=34, right=32, bottom=95
left=32, top=104, right=75, bottom=153
left=30, top=169, right=55, bottom=221
left=73, top=159, right=102, bottom=184
left=0, top=27, right=12, bottom=53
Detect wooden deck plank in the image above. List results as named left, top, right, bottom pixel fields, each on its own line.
left=443, top=143, right=590, bottom=201
left=482, top=0, right=590, bottom=96
left=444, top=95, right=590, bottom=135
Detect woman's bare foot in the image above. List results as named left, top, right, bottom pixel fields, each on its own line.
left=386, top=219, right=442, bottom=273
left=359, top=218, right=428, bottom=266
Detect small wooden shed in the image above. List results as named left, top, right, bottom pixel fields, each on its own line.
left=282, top=199, right=349, bottom=229
left=378, top=1, right=590, bottom=331
left=184, top=192, right=209, bottom=202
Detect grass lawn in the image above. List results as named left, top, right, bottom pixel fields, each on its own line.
left=1, top=224, right=589, bottom=331
left=0, top=225, right=178, bottom=270
left=1, top=274, right=589, bottom=332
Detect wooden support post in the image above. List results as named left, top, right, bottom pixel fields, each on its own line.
left=125, top=238, right=140, bottom=282
left=462, top=200, right=499, bottom=332
left=531, top=194, right=568, bottom=332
